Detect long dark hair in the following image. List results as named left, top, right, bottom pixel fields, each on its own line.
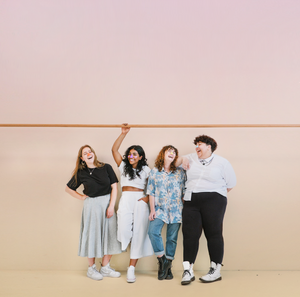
left=123, top=145, right=148, bottom=180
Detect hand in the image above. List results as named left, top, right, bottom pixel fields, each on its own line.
left=81, top=194, right=88, bottom=200
left=138, top=196, right=149, bottom=204
left=149, top=211, right=156, bottom=221
left=182, top=157, right=190, bottom=170
left=121, top=123, right=130, bottom=135
left=106, top=205, right=114, bottom=218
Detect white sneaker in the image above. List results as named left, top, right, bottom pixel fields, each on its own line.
left=127, top=266, right=136, bottom=283
left=100, top=263, right=121, bottom=278
left=87, top=264, right=103, bottom=280
left=181, top=261, right=195, bottom=285
left=200, top=261, right=222, bottom=283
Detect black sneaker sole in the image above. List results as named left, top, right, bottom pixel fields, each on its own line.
left=181, top=276, right=195, bottom=285
left=199, top=276, right=222, bottom=283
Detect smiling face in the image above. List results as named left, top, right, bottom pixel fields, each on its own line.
left=195, top=141, right=212, bottom=159
left=127, top=149, right=142, bottom=168
left=164, top=148, right=176, bottom=163
left=81, top=146, right=95, bottom=166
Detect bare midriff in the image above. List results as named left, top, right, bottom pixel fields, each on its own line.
left=122, top=186, right=144, bottom=192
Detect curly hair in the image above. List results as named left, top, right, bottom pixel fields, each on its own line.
left=155, top=145, right=178, bottom=173
left=72, top=145, right=105, bottom=184
left=122, top=145, right=148, bottom=180
left=193, top=135, right=218, bottom=152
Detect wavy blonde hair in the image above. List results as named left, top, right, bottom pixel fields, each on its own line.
left=71, top=145, right=105, bottom=183
left=154, top=145, right=178, bottom=173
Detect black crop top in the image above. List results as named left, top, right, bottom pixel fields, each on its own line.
left=67, top=163, right=118, bottom=198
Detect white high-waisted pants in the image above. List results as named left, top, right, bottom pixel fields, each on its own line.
left=117, top=191, right=153, bottom=259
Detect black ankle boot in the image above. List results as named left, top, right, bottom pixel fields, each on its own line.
left=157, top=255, right=171, bottom=280
left=165, top=260, right=173, bottom=280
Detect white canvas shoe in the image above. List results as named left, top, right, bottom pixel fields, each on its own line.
left=127, top=266, right=136, bottom=283
left=181, top=261, right=195, bottom=285
left=87, top=264, right=103, bottom=281
left=200, top=261, right=222, bottom=283
left=100, top=263, right=121, bottom=278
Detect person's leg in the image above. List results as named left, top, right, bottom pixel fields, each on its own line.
left=100, top=255, right=121, bottom=278
left=127, top=259, right=138, bottom=283
left=165, top=223, right=181, bottom=260
left=148, top=218, right=165, bottom=257
left=102, top=254, right=112, bottom=266
left=129, top=259, right=138, bottom=266
left=87, top=257, right=95, bottom=266
left=130, top=193, right=153, bottom=259
left=86, top=257, right=103, bottom=281
left=200, top=192, right=227, bottom=283
left=148, top=218, right=170, bottom=280
left=182, top=194, right=203, bottom=264
left=201, top=193, right=227, bottom=264
left=127, top=192, right=152, bottom=283
left=117, top=192, right=135, bottom=251
left=181, top=194, right=202, bottom=285
left=165, top=222, right=181, bottom=280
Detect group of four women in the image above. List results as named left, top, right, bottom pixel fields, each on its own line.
left=65, top=126, right=236, bottom=285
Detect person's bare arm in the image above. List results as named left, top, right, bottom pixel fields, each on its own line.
left=112, top=124, right=130, bottom=166
left=106, top=182, right=118, bottom=218
left=65, top=186, right=87, bottom=200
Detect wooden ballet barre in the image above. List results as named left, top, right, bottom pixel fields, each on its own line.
left=1, top=124, right=300, bottom=128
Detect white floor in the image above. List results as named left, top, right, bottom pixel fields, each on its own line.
left=1, top=270, right=299, bottom=297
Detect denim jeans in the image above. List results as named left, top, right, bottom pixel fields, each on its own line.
left=148, top=218, right=181, bottom=260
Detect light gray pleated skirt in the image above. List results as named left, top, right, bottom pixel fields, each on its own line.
left=78, top=194, right=122, bottom=258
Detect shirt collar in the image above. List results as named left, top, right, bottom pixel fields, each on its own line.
left=199, top=153, right=214, bottom=164
left=161, top=167, right=172, bottom=174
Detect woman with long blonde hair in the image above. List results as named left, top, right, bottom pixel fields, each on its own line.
left=65, top=145, right=122, bottom=280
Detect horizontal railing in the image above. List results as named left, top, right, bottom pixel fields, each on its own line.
left=1, top=124, right=300, bottom=128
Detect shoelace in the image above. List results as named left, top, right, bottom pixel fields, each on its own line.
left=183, top=270, right=191, bottom=277
left=208, top=267, right=216, bottom=275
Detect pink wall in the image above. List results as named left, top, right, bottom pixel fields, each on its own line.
left=1, top=0, right=300, bottom=271
left=1, top=0, right=299, bottom=125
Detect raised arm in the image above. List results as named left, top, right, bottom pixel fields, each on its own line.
left=111, top=124, right=130, bottom=166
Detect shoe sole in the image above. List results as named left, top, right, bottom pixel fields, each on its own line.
left=100, top=272, right=121, bottom=278
left=87, top=275, right=103, bottom=281
left=181, top=276, right=195, bottom=285
left=199, top=276, right=222, bottom=283
left=127, top=279, right=136, bottom=283
left=158, top=270, right=171, bottom=280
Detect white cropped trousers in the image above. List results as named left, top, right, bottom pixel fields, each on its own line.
left=117, top=191, right=153, bottom=259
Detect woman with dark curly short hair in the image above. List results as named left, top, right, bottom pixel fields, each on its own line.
left=147, top=145, right=186, bottom=280
left=112, top=125, right=153, bottom=283
left=177, top=135, right=236, bottom=285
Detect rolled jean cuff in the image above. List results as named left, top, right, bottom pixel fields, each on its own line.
left=154, top=251, right=165, bottom=257
left=166, top=255, right=174, bottom=260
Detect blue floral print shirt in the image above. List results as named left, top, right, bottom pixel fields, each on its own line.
left=147, top=167, right=186, bottom=224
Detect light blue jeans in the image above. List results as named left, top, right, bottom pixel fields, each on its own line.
left=148, top=218, right=181, bottom=260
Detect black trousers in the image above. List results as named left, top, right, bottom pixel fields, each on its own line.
left=182, top=192, right=227, bottom=264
